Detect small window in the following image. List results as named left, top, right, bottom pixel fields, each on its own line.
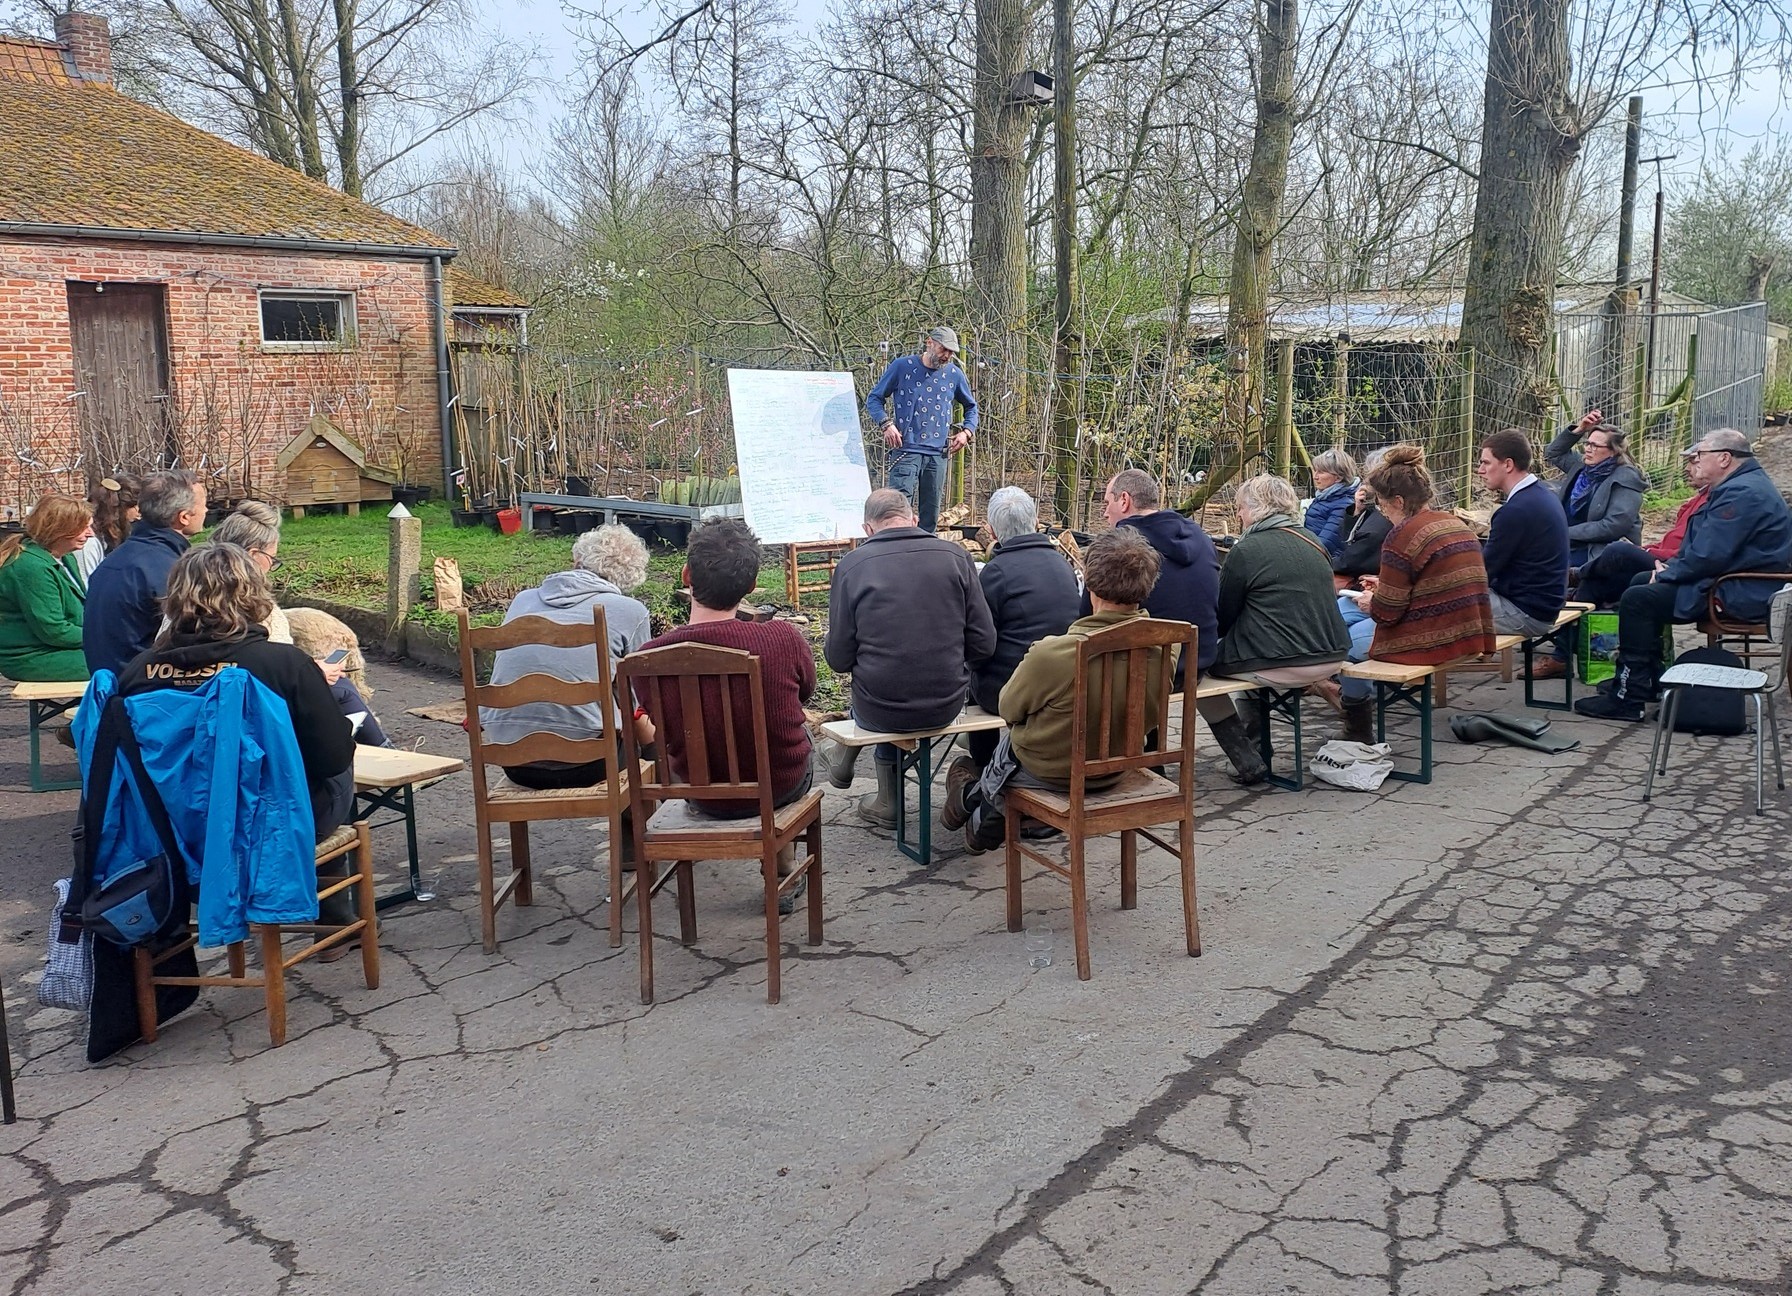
left=260, top=291, right=354, bottom=347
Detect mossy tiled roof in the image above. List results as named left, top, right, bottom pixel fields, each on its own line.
left=447, top=265, right=528, bottom=309
left=0, top=37, right=452, bottom=253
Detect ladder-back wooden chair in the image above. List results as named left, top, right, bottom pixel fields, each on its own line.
left=1701, top=571, right=1792, bottom=667
left=617, top=643, right=824, bottom=1005
left=459, top=607, right=647, bottom=953
left=1003, top=618, right=1199, bottom=980
left=133, top=821, right=379, bottom=1048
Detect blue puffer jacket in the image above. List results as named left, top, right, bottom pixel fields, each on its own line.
left=1304, top=481, right=1356, bottom=556
left=1657, top=457, right=1792, bottom=621
left=74, top=667, right=319, bottom=947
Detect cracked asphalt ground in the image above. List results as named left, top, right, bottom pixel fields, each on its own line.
left=2, top=652, right=1788, bottom=1294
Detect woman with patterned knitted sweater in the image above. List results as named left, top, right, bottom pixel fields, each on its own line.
left=1333, top=445, right=1495, bottom=741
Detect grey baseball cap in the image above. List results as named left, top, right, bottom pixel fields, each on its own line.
left=927, top=325, right=961, bottom=354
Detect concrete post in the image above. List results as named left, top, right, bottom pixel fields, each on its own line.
left=386, top=506, right=422, bottom=653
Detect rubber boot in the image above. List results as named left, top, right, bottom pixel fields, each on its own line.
left=857, top=758, right=899, bottom=828
left=1342, top=698, right=1375, bottom=745
left=1208, top=715, right=1268, bottom=786
left=826, top=741, right=860, bottom=789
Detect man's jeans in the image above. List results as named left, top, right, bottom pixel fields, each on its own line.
left=888, top=451, right=947, bottom=533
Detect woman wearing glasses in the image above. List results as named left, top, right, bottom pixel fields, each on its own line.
left=212, top=502, right=393, bottom=746
left=1546, top=408, right=1647, bottom=568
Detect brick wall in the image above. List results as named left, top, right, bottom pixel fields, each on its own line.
left=0, top=236, right=443, bottom=517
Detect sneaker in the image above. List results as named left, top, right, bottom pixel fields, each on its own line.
left=941, top=756, right=977, bottom=830
left=1019, top=819, right=1061, bottom=841
left=1573, top=691, right=1646, bottom=721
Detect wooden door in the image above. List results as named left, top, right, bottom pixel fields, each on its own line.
left=66, top=282, right=173, bottom=475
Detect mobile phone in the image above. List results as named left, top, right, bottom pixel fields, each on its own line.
left=323, top=648, right=349, bottom=665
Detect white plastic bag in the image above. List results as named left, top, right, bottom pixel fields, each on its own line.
left=1308, top=739, right=1395, bottom=792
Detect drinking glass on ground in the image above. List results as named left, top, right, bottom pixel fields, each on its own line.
left=1024, top=928, right=1053, bottom=970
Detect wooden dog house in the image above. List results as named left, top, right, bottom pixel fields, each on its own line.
left=276, top=416, right=400, bottom=516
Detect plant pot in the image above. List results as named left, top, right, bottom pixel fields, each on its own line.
left=392, top=484, right=432, bottom=507
left=552, top=510, right=581, bottom=535
left=451, top=508, right=485, bottom=528
left=494, top=507, right=522, bottom=534
left=565, top=475, right=594, bottom=497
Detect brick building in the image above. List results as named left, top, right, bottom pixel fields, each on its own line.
left=0, top=14, right=516, bottom=517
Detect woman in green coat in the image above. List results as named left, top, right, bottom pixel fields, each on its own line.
left=0, top=493, right=93, bottom=681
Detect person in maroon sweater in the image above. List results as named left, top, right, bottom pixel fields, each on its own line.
left=635, top=518, right=817, bottom=819
left=1572, top=445, right=1711, bottom=607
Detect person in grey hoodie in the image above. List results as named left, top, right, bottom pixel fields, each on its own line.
left=481, top=524, right=655, bottom=789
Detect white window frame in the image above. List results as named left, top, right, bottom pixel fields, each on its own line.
left=258, top=289, right=357, bottom=350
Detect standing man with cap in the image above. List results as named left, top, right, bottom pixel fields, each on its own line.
left=865, top=326, right=980, bottom=533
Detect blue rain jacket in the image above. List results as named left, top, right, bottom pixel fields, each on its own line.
left=74, top=666, right=319, bottom=947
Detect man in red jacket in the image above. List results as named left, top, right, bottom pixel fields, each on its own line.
left=1572, top=445, right=1710, bottom=606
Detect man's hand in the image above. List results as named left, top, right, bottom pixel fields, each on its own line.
left=1576, top=408, right=1603, bottom=435
left=1650, top=560, right=1666, bottom=583
left=882, top=423, right=902, bottom=449
left=947, top=429, right=971, bottom=454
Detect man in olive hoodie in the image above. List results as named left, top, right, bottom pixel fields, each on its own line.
left=946, top=529, right=1164, bottom=853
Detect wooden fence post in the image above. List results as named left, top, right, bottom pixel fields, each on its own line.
left=386, top=504, right=422, bottom=653
left=1276, top=338, right=1295, bottom=477
left=1460, top=348, right=1476, bottom=506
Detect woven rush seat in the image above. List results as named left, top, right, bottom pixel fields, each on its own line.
left=316, top=823, right=360, bottom=856
left=487, top=761, right=646, bottom=803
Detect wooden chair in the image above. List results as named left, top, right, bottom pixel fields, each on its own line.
left=1004, top=618, right=1200, bottom=980
left=1701, top=572, right=1792, bottom=666
left=133, top=821, right=379, bottom=1048
left=458, top=607, right=647, bottom=953
left=617, top=643, right=824, bottom=1005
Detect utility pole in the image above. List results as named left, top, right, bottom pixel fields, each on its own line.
left=1642, top=153, right=1676, bottom=415
left=1049, top=0, right=1078, bottom=525
left=1615, top=97, right=1642, bottom=291
left=1604, top=96, right=1643, bottom=422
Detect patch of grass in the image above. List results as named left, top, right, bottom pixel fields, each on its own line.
left=266, top=502, right=850, bottom=710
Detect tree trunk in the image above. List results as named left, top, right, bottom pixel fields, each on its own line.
left=969, top=0, right=1031, bottom=474
left=1459, top=0, right=1578, bottom=435
left=1049, top=0, right=1079, bottom=525
left=274, top=0, right=329, bottom=183
left=1192, top=0, right=1297, bottom=511
left=332, top=0, right=362, bottom=197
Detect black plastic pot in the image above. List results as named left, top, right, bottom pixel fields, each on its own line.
left=451, top=508, right=487, bottom=528
left=565, top=475, right=594, bottom=497
left=392, top=484, right=432, bottom=507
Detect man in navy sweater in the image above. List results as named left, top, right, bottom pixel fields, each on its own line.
left=1476, top=429, right=1569, bottom=673
left=84, top=469, right=208, bottom=677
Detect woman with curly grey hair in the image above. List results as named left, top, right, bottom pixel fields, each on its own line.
left=483, top=523, right=657, bottom=789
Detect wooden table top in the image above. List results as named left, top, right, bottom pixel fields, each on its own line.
left=354, top=745, right=465, bottom=788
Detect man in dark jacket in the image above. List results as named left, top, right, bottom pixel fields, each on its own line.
left=84, top=469, right=208, bottom=676
left=825, top=489, right=996, bottom=825
left=1476, top=428, right=1569, bottom=649
left=1577, top=428, right=1792, bottom=720
left=1084, top=468, right=1219, bottom=686
left=966, top=486, right=1080, bottom=771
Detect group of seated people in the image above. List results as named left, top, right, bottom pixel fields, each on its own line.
left=480, top=415, right=1792, bottom=866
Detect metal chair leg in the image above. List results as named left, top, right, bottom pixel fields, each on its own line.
left=1753, top=693, right=1766, bottom=815
left=1767, top=690, right=1786, bottom=792
left=1644, top=687, right=1677, bottom=801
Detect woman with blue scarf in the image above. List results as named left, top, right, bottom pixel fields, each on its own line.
left=1546, top=409, right=1646, bottom=567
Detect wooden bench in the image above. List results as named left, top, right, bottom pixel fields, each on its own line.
left=1182, top=674, right=1316, bottom=792
left=1432, top=603, right=1590, bottom=710
left=1519, top=603, right=1590, bottom=712
left=9, top=680, right=87, bottom=793
left=1343, top=603, right=1594, bottom=783
left=819, top=707, right=1006, bottom=866
left=352, top=746, right=466, bottom=910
